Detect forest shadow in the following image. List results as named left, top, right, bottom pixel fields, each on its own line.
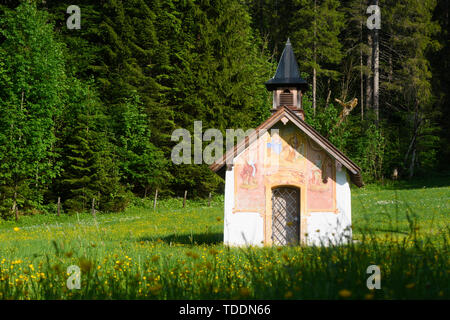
left=380, top=172, right=450, bottom=190
left=138, top=232, right=223, bottom=245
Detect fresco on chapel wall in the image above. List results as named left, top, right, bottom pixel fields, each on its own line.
left=306, top=139, right=335, bottom=211
left=234, top=124, right=336, bottom=213
left=233, top=132, right=267, bottom=212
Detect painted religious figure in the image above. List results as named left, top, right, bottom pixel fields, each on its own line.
left=306, top=138, right=335, bottom=211
left=240, top=160, right=258, bottom=188
left=234, top=132, right=267, bottom=212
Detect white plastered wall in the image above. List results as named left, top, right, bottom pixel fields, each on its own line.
left=305, top=161, right=352, bottom=246
left=223, top=164, right=264, bottom=247
left=223, top=148, right=352, bottom=247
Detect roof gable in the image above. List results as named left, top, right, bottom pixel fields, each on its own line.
left=209, top=107, right=364, bottom=187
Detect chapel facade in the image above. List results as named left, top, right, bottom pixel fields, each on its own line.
left=210, top=39, right=363, bottom=246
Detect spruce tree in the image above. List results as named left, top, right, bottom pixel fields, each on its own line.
left=112, top=91, right=168, bottom=196
left=340, top=0, right=372, bottom=117
left=291, top=0, right=345, bottom=116
left=58, top=80, right=126, bottom=213
left=382, top=0, right=440, bottom=177
left=157, top=0, right=272, bottom=196
left=431, top=0, right=450, bottom=168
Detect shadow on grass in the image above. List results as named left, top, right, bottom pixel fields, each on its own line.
left=138, top=232, right=223, bottom=245
left=359, top=228, right=410, bottom=235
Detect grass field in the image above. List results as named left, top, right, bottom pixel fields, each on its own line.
left=0, top=178, right=449, bottom=300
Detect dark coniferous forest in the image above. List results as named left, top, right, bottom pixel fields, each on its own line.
left=0, top=0, right=448, bottom=217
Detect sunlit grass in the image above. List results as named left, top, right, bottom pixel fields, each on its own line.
left=0, top=183, right=448, bottom=300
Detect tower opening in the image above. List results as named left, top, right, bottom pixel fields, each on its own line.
left=280, top=89, right=294, bottom=106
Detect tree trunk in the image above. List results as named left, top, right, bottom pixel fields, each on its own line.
left=361, top=52, right=364, bottom=121
left=91, top=198, right=96, bottom=218
left=313, top=67, right=317, bottom=116
left=12, top=190, right=18, bottom=222
left=153, top=189, right=158, bottom=210
left=388, top=53, right=393, bottom=83
left=365, top=32, right=373, bottom=112
left=325, top=86, right=331, bottom=107
left=404, top=101, right=421, bottom=177
left=404, top=127, right=418, bottom=166
left=313, top=0, right=317, bottom=117
left=409, top=148, right=416, bottom=179
left=360, top=0, right=364, bottom=121
left=372, top=1, right=380, bottom=125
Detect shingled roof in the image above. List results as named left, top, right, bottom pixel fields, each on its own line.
left=209, top=106, right=364, bottom=188
left=265, top=38, right=308, bottom=91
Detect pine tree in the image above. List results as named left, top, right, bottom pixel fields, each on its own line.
left=431, top=0, right=450, bottom=168
left=382, top=0, right=440, bottom=177
left=112, top=91, right=168, bottom=196
left=340, top=0, right=372, bottom=118
left=157, top=0, right=272, bottom=196
left=58, top=80, right=126, bottom=213
left=291, top=0, right=345, bottom=116
left=61, top=114, right=97, bottom=212
left=42, top=0, right=104, bottom=80
left=244, top=0, right=299, bottom=57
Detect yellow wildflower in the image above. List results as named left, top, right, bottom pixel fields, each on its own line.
left=338, top=289, right=352, bottom=298
left=405, top=283, right=415, bottom=289
left=364, top=293, right=374, bottom=300
left=239, top=287, right=251, bottom=297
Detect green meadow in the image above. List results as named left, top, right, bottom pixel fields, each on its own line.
left=0, top=179, right=448, bottom=300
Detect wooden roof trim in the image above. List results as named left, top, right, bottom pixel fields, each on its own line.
left=281, top=108, right=362, bottom=174
left=209, top=106, right=364, bottom=187
left=209, top=108, right=287, bottom=172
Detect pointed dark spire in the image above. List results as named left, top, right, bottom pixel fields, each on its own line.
left=265, top=39, right=308, bottom=91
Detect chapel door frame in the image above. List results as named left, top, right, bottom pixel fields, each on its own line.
left=271, top=186, right=300, bottom=245
left=264, top=183, right=307, bottom=246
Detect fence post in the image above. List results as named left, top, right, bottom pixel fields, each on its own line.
left=57, top=197, right=61, bottom=217
left=91, top=198, right=96, bottom=218
left=208, top=192, right=211, bottom=207
left=13, top=191, right=18, bottom=222
left=153, top=189, right=158, bottom=211
left=183, top=190, right=187, bottom=208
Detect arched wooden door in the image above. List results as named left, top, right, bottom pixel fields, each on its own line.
left=271, top=187, right=300, bottom=245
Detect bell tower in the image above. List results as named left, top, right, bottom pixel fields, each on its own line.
left=265, top=38, right=308, bottom=120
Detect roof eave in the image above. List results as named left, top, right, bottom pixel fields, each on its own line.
left=265, top=79, right=309, bottom=91
left=209, top=107, right=364, bottom=188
